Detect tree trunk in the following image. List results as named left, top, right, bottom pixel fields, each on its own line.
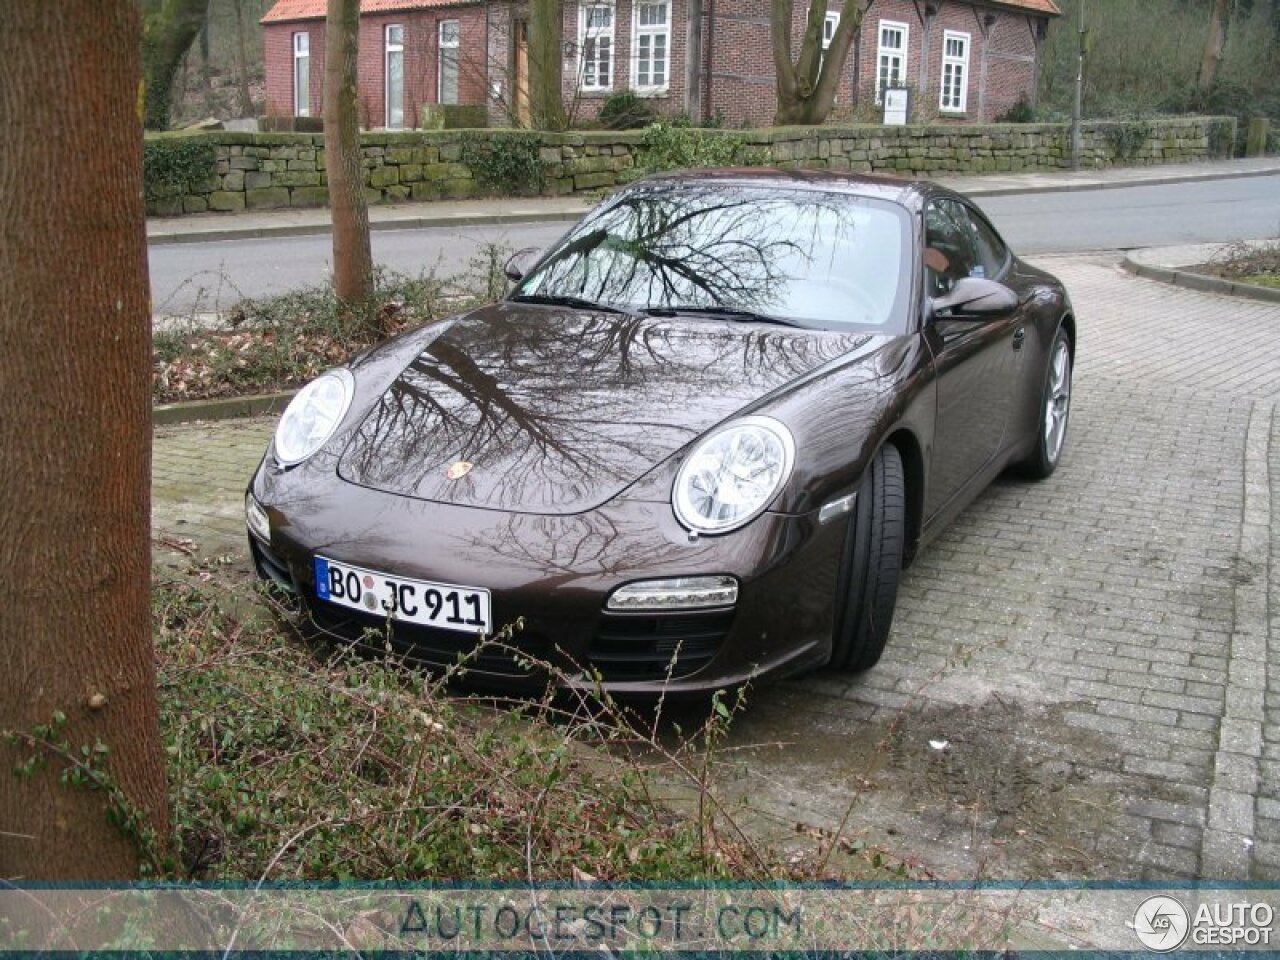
left=234, top=0, right=256, bottom=117
left=1198, top=0, right=1231, bottom=89
left=0, top=0, right=168, bottom=879
left=325, top=0, right=374, bottom=306
left=685, top=0, right=705, bottom=122
left=141, top=0, right=211, bottom=130
left=773, top=0, right=864, bottom=125
left=528, top=0, right=566, bottom=131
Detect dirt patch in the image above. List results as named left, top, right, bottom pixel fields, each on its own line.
left=720, top=688, right=1198, bottom=880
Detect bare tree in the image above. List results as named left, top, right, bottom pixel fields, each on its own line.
left=233, top=0, right=256, bottom=116
left=0, top=0, right=168, bottom=877
left=141, top=0, right=211, bottom=129
left=325, top=0, right=374, bottom=305
left=528, top=0, right=567, bottom=130
left=772, top=0, right=867, bottom=124
left=1198, top=0, right=1231, bottom=88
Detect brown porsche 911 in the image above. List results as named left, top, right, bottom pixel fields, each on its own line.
left=246, top=169, right=1074, bottom=694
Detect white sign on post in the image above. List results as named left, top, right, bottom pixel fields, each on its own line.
left=883, top=86, right=911, bottom=126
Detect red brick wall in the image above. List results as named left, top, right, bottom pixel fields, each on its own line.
left=263, top=6, right=488, bottom=128
left=265, top=0, right=1050, bottom=128
left=705, top=0, right=1049, bottom=126
left=264, top=20, right=326, bottom=119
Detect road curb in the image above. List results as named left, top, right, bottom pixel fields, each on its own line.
left=1121, top=257, right=1280, bottom=304
left=147, top=209, right=587, bottom=246
left=960, top=164, right=1280, bottom=199
left=153, top=390, right=296, bottom=426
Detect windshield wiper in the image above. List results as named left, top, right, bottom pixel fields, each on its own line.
left=509, top=293, right=629, bottom=315
left=642, top=305, right=802, bottom=328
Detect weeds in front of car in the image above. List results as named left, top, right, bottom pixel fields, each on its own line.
left=152, top=571, right=936, bottom=884
left=1204, top=237, right=1280, bottom=291
left=153, top=246, right=511, bottom=404
left=156, top=574, right=758, bottom=880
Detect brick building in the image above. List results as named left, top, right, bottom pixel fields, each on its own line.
left=262, top=0, right=1059, bottom=129
left=262, top=0, right=490, bottom=128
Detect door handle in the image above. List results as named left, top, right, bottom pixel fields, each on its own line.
left=1012, top=327, right=1026, bottom=351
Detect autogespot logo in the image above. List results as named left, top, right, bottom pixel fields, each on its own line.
left=1133, top=895, right=1191, bottom=952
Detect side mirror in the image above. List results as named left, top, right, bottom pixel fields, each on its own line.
left=503, top=247, right=541, bottom=283
left=929, top=276, right=1018, bottom=319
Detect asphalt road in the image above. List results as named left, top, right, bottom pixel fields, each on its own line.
left=149, top=174, right=1280, bottom=316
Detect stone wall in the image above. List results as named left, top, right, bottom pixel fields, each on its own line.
left=144, top=116, right=1236, bottom=216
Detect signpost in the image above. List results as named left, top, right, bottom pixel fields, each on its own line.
left=883, top=86, right=910, bottom=126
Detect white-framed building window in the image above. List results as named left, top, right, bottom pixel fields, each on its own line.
left=439, top=20, right=460, bottom=104
left=875, top=19, right=909, bottom=103
left=820, top=11, right=839, bottom=71
left=293, top=31, right=310, bottom=116
left=633, top=1, right=670, bottom=91
left=579, top=3, right=614, bottom=92
left=939, top=30, right=970, bottom=112
left=385, top=24, right=405, bottom=128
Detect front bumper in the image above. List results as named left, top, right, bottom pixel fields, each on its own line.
left=249, top=468, right=848, bottom=695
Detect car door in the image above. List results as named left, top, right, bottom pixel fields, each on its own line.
left=923, top=197, right=1025, bottom=518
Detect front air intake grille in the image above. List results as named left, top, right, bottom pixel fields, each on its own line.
left=587, top=608, right=733, bottom=682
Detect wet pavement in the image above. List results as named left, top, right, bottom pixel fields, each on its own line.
left=152, top=251, right=1280, bottom=898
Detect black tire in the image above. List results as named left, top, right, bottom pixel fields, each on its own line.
left=829, top=444, right=905, bottom=672
left=1017, top=326, right=1072, bottom=480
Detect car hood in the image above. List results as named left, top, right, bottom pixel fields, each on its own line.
left=337, top=303, right=886, bottom=514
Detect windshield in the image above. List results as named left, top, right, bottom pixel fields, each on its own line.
left=512, top=183, right=912, bottom=333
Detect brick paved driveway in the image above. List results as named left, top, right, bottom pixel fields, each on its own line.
left=151, top=256, right=1280, bottom=883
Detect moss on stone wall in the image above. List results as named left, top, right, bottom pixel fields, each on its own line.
left=143, top=117, right=1236, bottom=217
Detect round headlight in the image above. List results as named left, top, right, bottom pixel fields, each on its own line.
left=274, top=368, right=355, bottom=467
left=672, top=416, right=796, bottom=534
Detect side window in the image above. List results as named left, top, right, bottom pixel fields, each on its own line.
left=962, top=205, right=1010, bottom=279
left=924, top=199, right=978, bottom=297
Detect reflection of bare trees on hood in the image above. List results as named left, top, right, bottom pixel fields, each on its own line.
left=338, top=305, right=876, bottom=515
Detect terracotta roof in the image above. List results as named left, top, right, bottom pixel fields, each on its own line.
left=261, top=0, right=474, bottom=24
left=986, top=0, right=1062, bottom=15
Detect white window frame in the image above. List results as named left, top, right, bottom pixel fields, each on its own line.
left=875, top=19, right=909, bottom=104
left=820, top=11, right=839, bottom=71
left=293, top=31, right=310, bottom=116
left=438, top=19, right=460, bottom=105
left=939, top=29, right=970, bottom=113
left=632, top=1, right=670, bottom=94
left=579, top=3, right=615, bottom=93
left=385, top=24, right=405, bottom=128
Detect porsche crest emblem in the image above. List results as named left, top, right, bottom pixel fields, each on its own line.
left=446, top=460, right=474, bottom=480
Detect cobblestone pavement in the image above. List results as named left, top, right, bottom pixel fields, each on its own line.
left=152, top=418, right=271, bottom=564
left=151, top=256, right=1280, bottom=887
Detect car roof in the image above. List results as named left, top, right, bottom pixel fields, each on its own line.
left=631, top=166, right=940, bottom=212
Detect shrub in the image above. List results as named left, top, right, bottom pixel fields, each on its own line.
left=143, top=136, right=217, bottom=201
left=637, top=122, right=755, bottom=174
left=458, top=132, right=546, bottom=194
left=1102, top=118, right=1153, bottom=160
left=995, top=96, right=1037, bottom=124
left=598, top=90, right=656, bottom=130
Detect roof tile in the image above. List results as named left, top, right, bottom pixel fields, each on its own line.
left=262, top=0, right=473, bottom=25
left=990, top=0, right=1063, bottom=14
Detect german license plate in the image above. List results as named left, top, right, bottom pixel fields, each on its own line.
left=313, top=556, right=491, bottom=634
